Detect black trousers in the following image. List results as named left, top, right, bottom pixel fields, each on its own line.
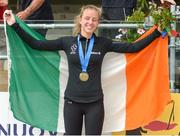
left=63, top=99, right=104, bottom=135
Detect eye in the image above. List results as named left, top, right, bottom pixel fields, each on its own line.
left=92, top=18, right=98, bottom=22
left=84, top=17, right=90, bottom=21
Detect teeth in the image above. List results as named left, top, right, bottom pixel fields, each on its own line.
left=87, top=27, right=93, bottom=29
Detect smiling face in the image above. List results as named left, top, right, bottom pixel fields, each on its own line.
left=80, top=8, right=100, bottom=39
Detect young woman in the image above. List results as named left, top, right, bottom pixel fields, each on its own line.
left=5, top=5, right=162, bottom=135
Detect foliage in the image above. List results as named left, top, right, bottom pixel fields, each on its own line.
left=137, top=0, right=149, bottom=14
left=115, top=1, right=178, bottom=42
left=127, top=9, right=146, bottom=22
left=149, top=2, right=176, bottom=31
left=126, top=9, right=146, bottom=43
left=115, top=8, right=146, bottom=43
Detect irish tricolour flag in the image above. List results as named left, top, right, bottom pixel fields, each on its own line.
left=5, top=17, right=171, bottom=132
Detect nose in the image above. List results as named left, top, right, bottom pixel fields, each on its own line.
left=88, top=19, right=93, bottom=24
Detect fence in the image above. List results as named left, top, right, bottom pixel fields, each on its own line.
left=0, top=5, right=180, bottom=92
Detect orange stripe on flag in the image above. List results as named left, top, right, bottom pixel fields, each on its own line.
left=125, top=26, right=171, bottom=130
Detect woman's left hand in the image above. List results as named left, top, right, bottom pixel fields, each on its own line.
left=157, top=26, right=162, bottom=33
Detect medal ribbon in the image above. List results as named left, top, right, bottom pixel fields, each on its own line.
left=78, top=34, right=94, bottom=72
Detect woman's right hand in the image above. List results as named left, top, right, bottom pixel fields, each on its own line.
left=4, top=10, right=16, bottom=26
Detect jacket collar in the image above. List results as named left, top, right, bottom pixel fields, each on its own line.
left=74, top=33, right=97, bottom=44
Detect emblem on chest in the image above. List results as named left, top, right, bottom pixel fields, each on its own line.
left=70, top=44, right=77, bottom=54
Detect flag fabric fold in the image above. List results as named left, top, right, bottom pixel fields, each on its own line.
left=5, top=18, right=171, bottom=132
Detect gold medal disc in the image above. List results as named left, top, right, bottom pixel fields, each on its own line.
left=79, top=72, right=89, bottom=81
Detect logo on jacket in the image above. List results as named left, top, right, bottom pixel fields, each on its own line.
left=70, top=44, right=77, bottom=54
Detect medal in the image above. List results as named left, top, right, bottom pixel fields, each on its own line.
left=79, top=72, right=89, bottom=81
left=78, top=34, right=94, bottom=82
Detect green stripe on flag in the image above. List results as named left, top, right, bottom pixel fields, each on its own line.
left=6, top=17, right=60, bottom=131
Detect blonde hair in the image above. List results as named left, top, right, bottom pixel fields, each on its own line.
left=73, top=5, right=102, bottom=36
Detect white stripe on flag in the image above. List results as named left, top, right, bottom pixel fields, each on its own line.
left=57, top=51, right=68, bottom=132
left=102, top=53, right=127, bottom=132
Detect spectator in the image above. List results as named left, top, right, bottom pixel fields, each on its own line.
left=101, top=0, right=137, bottom=21
left=100, top=0, right=137, bottom=39
left=0, top=0, right=8, bottom=20
left=16, top=0, right=54, bottom=36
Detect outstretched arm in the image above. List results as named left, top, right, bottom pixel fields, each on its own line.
left=16, top=0, right=45, bottom=20
left=109, top=29, right=161, bottom=53
left=4, top=10, right=65, bottom=51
